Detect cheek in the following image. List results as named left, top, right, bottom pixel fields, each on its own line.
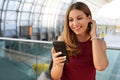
left=82, top=21, right=88, bottom=28
left=69, top=22, right=73, bottom=29
left=84, top=23, right=88, bottom=28
left=84, top=24, right=88, bottom=30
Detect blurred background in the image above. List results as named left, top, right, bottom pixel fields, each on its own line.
left=0, top=0, right=120, bottom=80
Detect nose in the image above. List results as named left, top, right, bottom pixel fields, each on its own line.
left=73, top=19, right=78, bottom=27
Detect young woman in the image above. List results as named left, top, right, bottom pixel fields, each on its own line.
left=51, top=2, right=109, bottom=80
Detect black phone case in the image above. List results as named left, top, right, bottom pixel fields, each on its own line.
left=53, top=41, right=69, bottom=63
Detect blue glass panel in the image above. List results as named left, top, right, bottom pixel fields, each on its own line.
left=96, top=49, right=120, bottom=80
left=20, top=21, right=29, bottom=26
left=24, top=0, right=34, bottom=3
left=5, top=21, right=16, bottom=29
left=6, top=11, right=17, bottom=20
left=4, top=30, right=16, bottom=36
left=7, top=1, right=20, bottom=10
left=22, top=3, right=32, bottom=11
left=21, top=12, right=30, bottom=20
left=34, top=5, right=42, bottom=13
left=0, top=0, right=4, bottom=9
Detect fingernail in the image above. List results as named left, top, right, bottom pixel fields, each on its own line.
left=59, top=52, right=62, bottom=54
left=64, top=56, right=66, bottom=58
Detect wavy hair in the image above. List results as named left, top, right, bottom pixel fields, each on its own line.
left=62, top=2, right=92, bottom=57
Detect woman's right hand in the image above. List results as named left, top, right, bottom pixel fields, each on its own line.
left=51, top=47, right=66, bottom=67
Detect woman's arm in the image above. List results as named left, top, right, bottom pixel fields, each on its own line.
left=51, top=36, right=66, bottom=80
left=92, top=39, right=109, bottom=71
left=90, top=20, right=109, bottom=71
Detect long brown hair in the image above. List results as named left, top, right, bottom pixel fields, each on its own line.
left=62, top=2, right=92, bottom=57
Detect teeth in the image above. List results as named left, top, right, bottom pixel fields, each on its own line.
left=75, top=27, right=79, bottom=29
left=75, top=27, right=81, bottom=30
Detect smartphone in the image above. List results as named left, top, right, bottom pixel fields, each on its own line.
left=53, top=41, right=69, bottom=63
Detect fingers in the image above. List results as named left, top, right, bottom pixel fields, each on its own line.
left=91, top=20, right=96, bottom=27
left=51, top=47, right=56, bottom=55
left=52, top=52, right=66, bottom=66
left=89, top=20, right=97, bottom=37
left=51, top=47, right=66, bottom=66
left=51, top=47, right=61, bottom=58
left=54, top=56, right=66, bottom=63
left=54, top=56, right=66, bottom=66
left=53, top=52, right=62, bottom=58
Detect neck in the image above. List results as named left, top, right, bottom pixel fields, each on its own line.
left=77, top=34, right=90, bottom=42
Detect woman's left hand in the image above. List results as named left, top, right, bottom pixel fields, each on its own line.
left=90, top=20, right=97, bottom=37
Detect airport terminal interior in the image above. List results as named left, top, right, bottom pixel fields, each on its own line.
left=0, top=0, right=120, bottom=80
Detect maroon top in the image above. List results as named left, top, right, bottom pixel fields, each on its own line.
left=61, top=39, right=96, bottom=80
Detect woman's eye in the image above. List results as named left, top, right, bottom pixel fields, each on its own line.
left=78, top=17, right=82, bottom=20
left=69, top=19, right=73, bottom=22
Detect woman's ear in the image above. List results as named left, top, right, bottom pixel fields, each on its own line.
left=88, top=15, right=92, bottom=21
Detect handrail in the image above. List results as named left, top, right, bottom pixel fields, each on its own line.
left=0, top=37, right=52, bottom=44
left=0, top=37, right=120, bottom=50
left=107, top=46, right=120, bottom=50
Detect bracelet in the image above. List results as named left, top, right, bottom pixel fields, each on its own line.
left=91, top=37, right=100, bottom=41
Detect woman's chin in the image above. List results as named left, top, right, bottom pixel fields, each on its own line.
left=75, top=32, right=81, bottom=35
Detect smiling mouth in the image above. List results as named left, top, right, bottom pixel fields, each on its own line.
left=74, top=26, right=82, bottom=30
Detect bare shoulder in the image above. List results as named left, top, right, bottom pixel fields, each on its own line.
left=98, top=39, right=106, bottom=50
left=99, top=39, right=106, bottom=46
left=57, top=35, right=64, bottom=41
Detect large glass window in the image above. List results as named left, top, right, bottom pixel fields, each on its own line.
left=7, top=1, right=20, bottom=10
left=6, top=11, right=17, bottom=20
left=0, top=0, right=113, bottom=40
left=0, top=0, right=4, bottom=9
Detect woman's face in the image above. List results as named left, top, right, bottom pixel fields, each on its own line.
left=68, top=9, right=91, bottom=35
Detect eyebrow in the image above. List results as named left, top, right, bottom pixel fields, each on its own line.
left=69, top=15, right=82, bottom=18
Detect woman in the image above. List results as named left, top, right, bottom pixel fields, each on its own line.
left=51, top=2, right=109, bottom=80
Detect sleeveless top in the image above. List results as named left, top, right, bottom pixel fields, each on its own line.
left=61, top=38, right=96, bottom=80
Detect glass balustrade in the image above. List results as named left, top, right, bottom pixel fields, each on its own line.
left=0, top=38, right=52, bottom=80
left=96, top=49, right=120, bottom=80
left=0, top=37, right=120, bottom=80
